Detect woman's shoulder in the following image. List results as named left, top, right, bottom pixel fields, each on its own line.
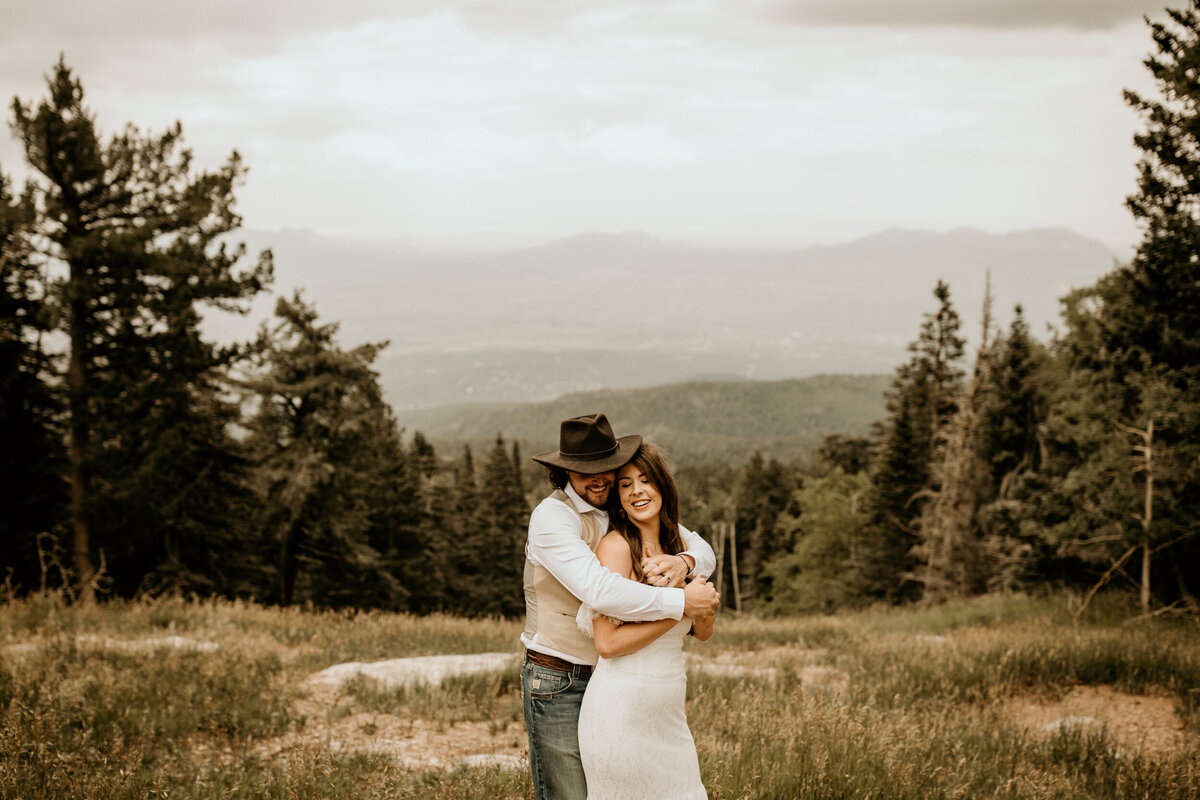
left=595, top=531, right=635, bottom=570
left=598, top=529, right=625, bottom=544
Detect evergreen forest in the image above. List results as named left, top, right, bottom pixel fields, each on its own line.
left=2, top=6, right=1199, bottom=619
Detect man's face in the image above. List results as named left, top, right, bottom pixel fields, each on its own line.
left=567, top=470, right=616, bottom=508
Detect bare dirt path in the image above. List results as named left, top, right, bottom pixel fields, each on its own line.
left=1003, top=684, right=1192, bottom=756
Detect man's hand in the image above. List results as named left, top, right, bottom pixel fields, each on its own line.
left=682, top=577, right=719, bottom=620
left=642, top=552, right=692, bottom=588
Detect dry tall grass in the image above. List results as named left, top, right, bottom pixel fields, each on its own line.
left=0, top=593, right=1196, bottom=799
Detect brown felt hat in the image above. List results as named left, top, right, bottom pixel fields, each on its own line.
left=531, top=413, right=642, bottom=475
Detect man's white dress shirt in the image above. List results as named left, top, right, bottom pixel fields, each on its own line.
left=521, top=482, right=717, bottom=664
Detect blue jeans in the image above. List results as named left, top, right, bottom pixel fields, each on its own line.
left=522, top=655, right=591, bottom=800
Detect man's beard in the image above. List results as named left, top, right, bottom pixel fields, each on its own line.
left=580, top=482, right=611, bottom=508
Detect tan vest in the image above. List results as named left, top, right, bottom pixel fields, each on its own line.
left=523, top=489, right=606, bottom=662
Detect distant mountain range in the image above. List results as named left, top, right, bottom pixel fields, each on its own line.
left=394, top=373, right=892, bottom=467
left=204, top=226, right=1120, bottom=410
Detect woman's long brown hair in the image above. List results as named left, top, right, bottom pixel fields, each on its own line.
left=607, top=442, right=685, bottom=583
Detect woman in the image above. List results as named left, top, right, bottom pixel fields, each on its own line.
left=576, top=442, right=713, bottom=800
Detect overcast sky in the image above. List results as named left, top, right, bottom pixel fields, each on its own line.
left=0, top=0, right=1170, bottom=251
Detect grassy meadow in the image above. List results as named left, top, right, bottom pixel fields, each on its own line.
left=0, top=593, right=1197, bottom=799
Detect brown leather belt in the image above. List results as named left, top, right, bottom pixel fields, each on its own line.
left=525, top=649, right=593, bottom=675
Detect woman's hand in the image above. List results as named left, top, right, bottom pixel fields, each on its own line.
left=641, top=551, right=692, bottom=588
left=690, top=613, right=714, bottom=642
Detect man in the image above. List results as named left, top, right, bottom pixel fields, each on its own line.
left=522, top=412, right=719, bottom=800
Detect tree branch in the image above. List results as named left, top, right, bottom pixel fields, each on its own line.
left=1073, top=545, right=1138, bottom=621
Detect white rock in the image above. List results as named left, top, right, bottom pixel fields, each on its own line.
left=307, top=652, right=519, bottom=689
left=1041, top=715, right=1099, bottom=732
left=459, top=754, right=527, bottom=769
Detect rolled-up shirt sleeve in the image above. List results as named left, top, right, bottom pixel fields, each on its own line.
left=527, top=499, right=684, bottom=621
left=678, top=523, right=716, bottom=579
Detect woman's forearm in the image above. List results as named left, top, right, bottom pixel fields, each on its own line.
left=594, top=616, right=677, bottom=659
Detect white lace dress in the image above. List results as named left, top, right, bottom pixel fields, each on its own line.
left=576, top=611, right=707, bottom=800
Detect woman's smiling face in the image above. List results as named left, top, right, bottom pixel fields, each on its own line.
left=618, top=462, right=661, bottom=529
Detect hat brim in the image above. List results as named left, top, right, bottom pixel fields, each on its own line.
left=531, top=434, right=642, bottom=475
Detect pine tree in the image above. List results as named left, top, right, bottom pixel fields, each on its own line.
left=359, top=411, right=423, bottom=611
left=860, top=281, right=965, bottom=602
left=511, top=440, right=526, bottom=498
left=442, top=444, right=481, bottom=614
left=979, top=307, right=1046, bottom=485
left=411, top=431, right=438, bottom=486
left=244, top=292, right=401, bottom=607
left=455, top=444, right=480, bottom=524
left=1037, top=5, right=1200, bottom=611
left=974, top=306, right=1051, bottom=590
left=858, top=385, right=925, bottom=601
left=0, top=170, right=65, bottom=592
left=813, top=434, right=874, bottom=475
left=10, top=60, right=271, bottom=597
left=479, top=435, right=529, bottom=617
left=1118, top=3, right=1200, bottom=607
left=732, top=451, right=794, bottom=609
left=405, top=434, right=453, bottom=613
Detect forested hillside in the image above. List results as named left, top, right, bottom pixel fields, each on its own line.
left=395, top=373, right=889, bottom=466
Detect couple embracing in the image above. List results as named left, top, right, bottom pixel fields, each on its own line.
left=522, top=413, right=721, bottom=800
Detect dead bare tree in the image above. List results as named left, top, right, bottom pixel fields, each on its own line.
left=1118, top=418, right=1157, bottom=615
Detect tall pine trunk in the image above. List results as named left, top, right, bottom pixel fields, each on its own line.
left=280, top=522, right=301, bottom=607
left=68, top=304, right=94, bottom=597
left=66, top=236, right=96, bottom=600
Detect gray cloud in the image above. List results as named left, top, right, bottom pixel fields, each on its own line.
left=0, top=0, right=592, bottom=90
left=0, top=1, right=416, bottom=47
left=766, top=0, right=1165, bottom=31
left=0, top=0, right=589, bottom=50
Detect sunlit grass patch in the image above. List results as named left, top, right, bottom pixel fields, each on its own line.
left=856, top=592, right=1058, bottom=634
left=6, top=638, right=293, bottom=745
left=846, top=623, right=1200, bottom=716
